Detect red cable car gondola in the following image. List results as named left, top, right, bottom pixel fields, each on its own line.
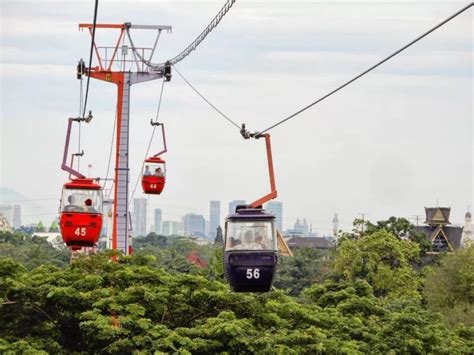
left=142, top=121, right=167, bottom=195
left=59, top=178, right=103, bottom=250
left=142, top=156, right=166, bottom=194
left=59, top=115, right=103, bottom=250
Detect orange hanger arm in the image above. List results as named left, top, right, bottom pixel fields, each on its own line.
left=249, top=134, right=277, bottom=208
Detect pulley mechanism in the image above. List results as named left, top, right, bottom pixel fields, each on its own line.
left=77, top=58, right=86, bottom=80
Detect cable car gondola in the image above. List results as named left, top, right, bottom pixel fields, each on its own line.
left=225, top=206, right=278, bottom=292
left=142, top=121, right=167, bottom=195
left=59, top=115, right=103, bottom=250
left=224, top=127, right=279, bottom=292
left=59, top=178, right=103, bottom=250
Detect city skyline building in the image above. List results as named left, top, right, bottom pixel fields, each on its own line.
left=183, top=213, right=206, bottom=237
left=229, top=200, right=246, bottom=215
left=133, top=198, right=147, bottom=237
left=154, top=208, right=162, bottom=235
left=13, top=204, right=21, bottom=229
left=265, top=201, right=283, bottom=231
left=162, top=220, right=179, bottom=236
left=209, top=200, right=221, bottom=238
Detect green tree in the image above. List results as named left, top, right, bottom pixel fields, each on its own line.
left=1, top=253, right=471, bottom=353
left=332, top=229, right=422, bottom=301
left=0, top=231, right=69, bottom=270
left=424, top=245, right=474, bottom=327
left=35, top=221, right=45, bottom=233
left=214, top=226, right=223, bottom=245
left=273, top=247, right=330, bottom=295
left=48, top=220, right=59, bottom=233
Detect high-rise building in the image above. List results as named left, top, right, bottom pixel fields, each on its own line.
left=162, top=221, right=179, bottom=236
left=13, top=205, right=21, bottom=229
left=183, top=213, right=206, bottom=237
left=209, top=200, right=220, bottom=238
left=229, top=200, right=246, bottom=215
left=265, top=201, right=283, bottom=231
left=154, top=208, right=162, bottom=234
left=133, top=198, right=147, bottom=236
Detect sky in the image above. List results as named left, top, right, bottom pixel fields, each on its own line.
left=0, top=0, right=472, bottom=234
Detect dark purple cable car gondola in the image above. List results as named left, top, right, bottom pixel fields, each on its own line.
left=224, top=127, right=279, bottom=292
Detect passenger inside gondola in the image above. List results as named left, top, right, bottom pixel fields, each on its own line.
left=144, top=165, right=152, bottom=176
left=61, top=188, right=102, bottom=214
left=84, top=198, right=97, bottom=213
left=154, top=167, right=164, bottom=177
left=64, top=195, right=79, bottom=211
left=231, top=230, right=263, bottom=250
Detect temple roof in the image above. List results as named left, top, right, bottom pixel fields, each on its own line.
left=424, top=207, right=451, bottom=225
left=415, top=225, right=463, bottom=251
left=286, top=236, right=333, bottom=249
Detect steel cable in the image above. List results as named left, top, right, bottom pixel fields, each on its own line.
left=128, top=79, right=167, bottom=206
left=257, top=3, right=474, bottom=134
left=173, top=65, right=241, bottom=130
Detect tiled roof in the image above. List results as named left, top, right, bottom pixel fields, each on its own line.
left=424, top=207, right=451, bottom=225
left=415, top=225, right=463, bottom=250
left=286, top=236, right=333, bottom=249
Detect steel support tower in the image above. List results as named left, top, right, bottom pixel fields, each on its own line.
left=79, top=23, right=171, bottom=255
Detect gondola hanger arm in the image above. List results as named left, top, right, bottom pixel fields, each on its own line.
left=240, top=124, right=277, bottom=208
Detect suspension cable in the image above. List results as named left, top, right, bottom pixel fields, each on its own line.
left=173, top=65, right=241, bottom=130
left=81, top=0, right=99, bottom=119
left=128, top=79, right=167, bottom=206
left=149, top=0, right=236, bottom=68
left=257, top=2, right=473, bottom=135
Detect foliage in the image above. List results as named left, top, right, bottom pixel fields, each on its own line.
left=214, top=226, right=223, bottom=246
left=342, top=217, right=431, bottom=254
left=1, top=222, right=473, bottom=353
left=273, top=247, right=330, bottom=295
left=48, top=220, right=59, bottom=233
left=424, top=245, right=474, bottom=327
left=35, top=221, right=46, bottom=233
left=0, top=253, right=471, bottom=353
left=0, top=231, right=69, bottom=270
left=332, top=229, right=422, bottom=301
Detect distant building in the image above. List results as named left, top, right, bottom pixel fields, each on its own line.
left=462, top=209, right=473, bottom=247
left=415, top=207, right=463, bottom=253
left=13, top=205, right=21, bottom=229
left=0, top=204, right=14, bottom=227
left=266, top=201, right=283, bottom=231
left=229, top=200, right=246, bottom=215
left=0, top=214, right=13, bottom=232
left=285, top=236, right=334, bottom=250
left=154, top=208, right=162, bottom=234
left=133, top=198, right=147, bottom=236
left=290, top=218, right=309, bottom=237
left=209, top=200, right=221, bottom=238
left=183, top=213, right=206, bottom=237
left=162, top=221, right=179, bottom=236
left=186, top=251, right=208, bottom=268
left=32, top=232, right=63, bottom=249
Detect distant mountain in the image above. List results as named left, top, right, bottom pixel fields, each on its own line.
left=0, top=187, right=28, bottom=203
left=0, top=187, right=58, bottom=225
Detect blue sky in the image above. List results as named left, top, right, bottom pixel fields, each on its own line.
left=1, top=1, right=472, bottom=232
